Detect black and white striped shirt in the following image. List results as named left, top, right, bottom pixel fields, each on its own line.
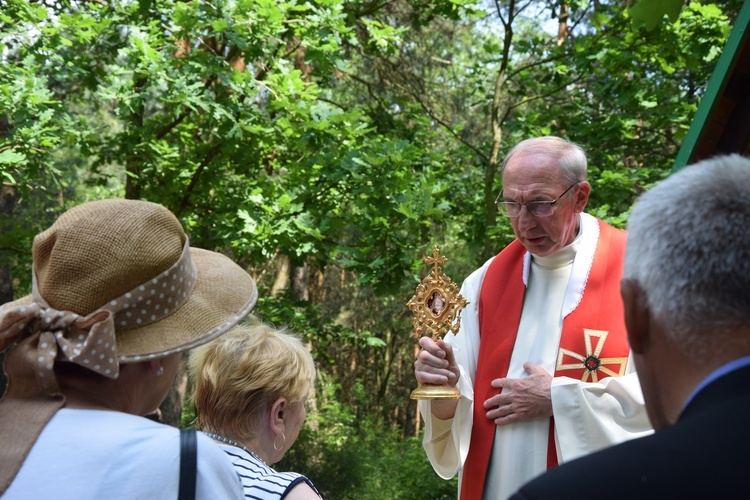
left=218, top=445, right=321, bottom=499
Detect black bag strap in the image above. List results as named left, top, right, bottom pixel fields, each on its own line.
left=178, top=429, right=197, bottom=500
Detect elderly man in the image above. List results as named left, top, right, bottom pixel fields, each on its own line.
left=509, top=153, right=750, bottom=498
left=415, top=136, right=652, bottom=499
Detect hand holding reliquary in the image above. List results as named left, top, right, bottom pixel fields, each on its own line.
left=408, top=247, right=468, bottom=400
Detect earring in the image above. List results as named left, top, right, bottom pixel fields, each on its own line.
left=273, top=433, right=286, bottom=451
left=156, top=366, right=164, bottom=377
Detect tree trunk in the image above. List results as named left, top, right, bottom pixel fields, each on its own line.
left=154, top=359, right=189, bottom=427
left=290, top=261, right=309, bottom=301
left=125, top=77, right=147, bottom=201
left=484, top=5, right=515, bottom=261
left=557, top=4, right=569, bottom=46
left=0, top=183, right=19, bottom=397
left=271, top=254, right=290, bottom=296
left=0, top=185, right=16, bottom=304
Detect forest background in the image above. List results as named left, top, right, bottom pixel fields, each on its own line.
left=0, top=0, right=743, bottom=498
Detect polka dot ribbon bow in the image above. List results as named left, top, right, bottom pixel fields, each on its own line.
left=0, top=240, right=196, bottom=394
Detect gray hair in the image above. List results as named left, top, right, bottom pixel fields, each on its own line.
left=624, top=154, right=750, bottom=359
left=501, top=136, right=588, bottom=184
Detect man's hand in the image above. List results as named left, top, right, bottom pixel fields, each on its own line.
left=414, top=336, right=460, bottom=387
left=484, top=362, right=553, bottom=425
left=414, top=336, right=461, bottom=420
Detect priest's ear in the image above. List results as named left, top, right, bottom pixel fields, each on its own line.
left=572, top=181, right=591, bottom=213
left=620, top=278, right=651, bottom=354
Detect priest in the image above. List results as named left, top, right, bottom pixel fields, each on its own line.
left=414, top=136, right=652, bottom=499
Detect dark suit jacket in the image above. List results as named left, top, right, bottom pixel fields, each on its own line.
left=510, top=364, right=750, bottom=499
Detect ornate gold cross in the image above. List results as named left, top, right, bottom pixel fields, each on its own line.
left=407, top=247, right=468, bottom=341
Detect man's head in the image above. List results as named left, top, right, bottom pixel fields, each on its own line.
left=499, top=136, right=591, bottom=256
left=622, top=154, right=750, bottom=428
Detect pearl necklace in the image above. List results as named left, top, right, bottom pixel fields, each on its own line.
left=201, top=431, right=268, bottom=466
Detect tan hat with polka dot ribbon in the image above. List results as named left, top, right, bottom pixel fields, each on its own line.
left=0, top=198, right=258, bottom=493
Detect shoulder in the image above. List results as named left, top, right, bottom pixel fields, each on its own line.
left=464, top=235, right=532, bottom=289
left=460, top=255, right=500, bottom=303
left=195, top=435, right=245, bottom=499
left=512, top=436, right=657, bottom=499
left=50, top=409, right=179, bottom=447
left=512, top=421, right=745, bottom=500
left=9, top=410, right=186, bottom=498
left=285, top=480, right=323, bottom=499
left=196, top=432, right=238, bottom=467
left=464, top=257, right=494, bottom=286
left=220, top=448, right=310, bottom=499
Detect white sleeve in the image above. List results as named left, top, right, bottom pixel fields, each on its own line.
left=550, top=355, right=653, bottom=463
left=419, top=261, right=490, bottom=479
left=196, top=433, right=244, bottom=499
left=419, top=365, right=474, bottom=479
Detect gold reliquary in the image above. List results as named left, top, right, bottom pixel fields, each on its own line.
left=408, top=247, right=468, bottom=400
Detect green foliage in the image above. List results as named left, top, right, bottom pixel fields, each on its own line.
left=0, top=1, right=740, bottom=497
left=628, top=0, right=685, bottom=30
left=281, top=377, right=458, bottom=500
left=253, top=288, right=373, bottom=358
left=4, top=0, right=731, bottom=285
left=1, top=0, right=473, bottom=297
left=180, top=400, right=197, bottom=430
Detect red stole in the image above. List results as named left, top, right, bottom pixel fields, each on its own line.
left=460, top=219, right=628, bottom=500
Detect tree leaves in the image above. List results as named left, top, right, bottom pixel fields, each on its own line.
left=628, top=0, right=685, bottom=31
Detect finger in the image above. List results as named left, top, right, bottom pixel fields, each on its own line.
left=417, top=347, right=451, bottom=370
left=414, top=361, right=454, bottom=385
left=485, top=402, right=512, bottom=420
left=523, top=362, right=543, bottom=374
left=483, top=394, right=507, bottom=410
left=494, top=413, right=519, bottom=426
left=419, top=336, right=446, bottom=358
left=490, top=378, right=508, bottom=389
left=415, top=358, right=454, bottom=375
left=435, top=338, right=456, bottom=360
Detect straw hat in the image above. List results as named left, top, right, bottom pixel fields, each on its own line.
left=0, top=199, right=257, bottom=493
left=0, top=198, right=257, bottom=363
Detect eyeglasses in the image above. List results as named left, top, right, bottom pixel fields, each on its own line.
left=495, top=183, right=579, bottom=218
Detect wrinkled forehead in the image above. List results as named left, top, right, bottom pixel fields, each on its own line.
left=502, top=153, right=567, bottom=192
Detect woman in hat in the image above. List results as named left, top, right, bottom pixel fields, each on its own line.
left=189, top=320, right=322, bottom=499
left=0, top=199, right=257, bottom=499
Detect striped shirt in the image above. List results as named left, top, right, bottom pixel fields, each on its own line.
left=218, top=445, right=322, bottom=499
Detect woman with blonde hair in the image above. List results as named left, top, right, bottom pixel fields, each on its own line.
left=189, top=320, right=322, bottom=499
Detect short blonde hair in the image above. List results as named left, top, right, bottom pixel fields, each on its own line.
left=189, top=318, right=316, bottom=440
